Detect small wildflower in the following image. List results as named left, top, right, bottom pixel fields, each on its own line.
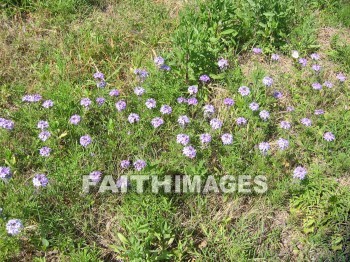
left=200, top=133, right=211, bottom=144
left=238, top=86, right=250, bottom=96
left=93, top=72, right=105, bottom=80
left=96, top=97, right=105, bottom=106
left=323, top=81, right=333, bottom=88
left=160, top=105, right=172, bottom=115
left=312, top=64, right=321, bottom=72
left=336, top=72, right=346, bottom=82
left=280, top=121, right=291, bottom=130
left=154, top=56, right=165, bottom=67
left=310, top=53, right=320, bottom=60
left=33, top=174, right=49, bottom=187
left=273, top=91, right=283, bottom=99
left=120, top=160, right=131, bottom=169
left=128, top=113, right=140, bottom=124
left=6, top=219, right=23, bottom=236
left=177, top=97, right=187, bottom=104
left=314, top=109, right=324, bottom=115
left=224, top=98, right=234, bottom=106
left=236, top=117, right=247, bottom=126
left=210, top=118, right=223, bottom=130
left=252, top=47, right=262, bottom=54
left=203, top=104, right=215, bottom=117
left=293, top=166, right=307, bottom=180
left=0, top=166, right=12, bottom=179
left=249, top=102, right=259, bottom=111
left=188, top=85, right=198, bottom=95
left=259, top=110, right=270, bottom=121
left=187, top=97, right=198, bottom=106
left=109, top=89, right=120, bottom=97
left=199, top=74, right=210, bottom=83
left=133, top=160, right=146, bottom=171
left=116, top=176, right=129, bottom=189
left=312, top=82, right=322, bottom=90
left=22, top=94, right=42, bottom=103
left=134, top=87, right=145, bottom=96
left=218, top=58, right=229, bottom=70
left=271, top=54, right=280, bottom=61
left=300, top=118, right=312, bottom=126
left=42, top=100, right=54, bottom=108
left=323, top=132, right=335, bottom=142
left=115, top=100, right=127, bottom=111
left=80, top=98, right=92, bottom=108
left=89, top=171, right=102, bottom=183
left=258, top=142, right=270, bottom=155
left=160, top=64, right=171, bottom=71
left=37, top=120, right=49, bottom=130
left=145, top=98, right=156, bottom=109
left=134, top=69, right=149, bottom=82
left=177, top=134, right=190, bottom=146
left=0, top=118, right=14, bottom=130
left=39, top=146, right=51, bottom=157
left=38, top=131, right=51, bottom=142
left=69, top=115, right=81, bottom=125
left=277, top=138, right=289, bottom=150
left=178, top=115, right=190, bottom=127
left=262, top=76, right=273, bottom=87
left=298, top=58, right=307, bottom=67
left=97, top=81, right=106, bottom=88
left=183, top=146, right=196, bottom=159
left=80, top=135, right=92, bottom=147
left=221, top=133, right=233, bottom=145
left=286, top=106, right=295, bottom=112
left=151, top=117, right=164, bottom=128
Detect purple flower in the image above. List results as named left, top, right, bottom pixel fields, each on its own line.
left=160, top=105, right=172, bottom=115
left=252, top=47, right=262, bottom=54
left=151, top=117, right=164, bottom=128
left=238, top=86, right=250, bottom=96
left=323, top=81, right=333, bottom=88
left=312, top=64, right=321, bottom=72
left=177, top=134, right=190, bottom=146
left=160, top=64, right=171, bottom=71
left=22, top=94, right=42, bottom=103
left=128, top=113, right=140, bottom=124
left=96, top=97, right=105, bottom=106
left=203, top=104, right=215, bottom=116
left=178, top=115, right=190, bottom=127
left=259, top=110, right=270, bottom=121
left=115, top=100, right=127, bottom=111
left=145, top=98, right=156, bottom=109
left=258, top=142, right=270, bottom=155
left=0, top=166, right=12, bottom=179
left=298, top=58, right=307, bottom=67
left=80, top=135, right=92, bottom=147
left=154, top=56, right=165, bottom=66
left=286, top=106, right=295, bottom=112
left=133, top=159, right=147, bottom=171
left=336, top=73, right=346, bottom=82
left=134, top=69, right=149, bottom=82
left=33, top=174, right=49, bottom=187
left=120, top=160, right=131, bottom=169
left=116, top=176, right=129, bottom=189
left=200, top=133, right=211, bottom=144
left=69, top=115, right=81, bottom=125
left=37, top=120, right=49, bottom=130
left=249, top=102, right=259, bottom=111
left=177, top=97, right=187, bottom=104
left=262, top=76, right=273, bottom=87
left=183, top=146, right=196, bottom=159
left=199, top=74, right=210, bottom=83
left=314, top=109, right=324, bottom=115
left=38, top=131, right=51, bottom=141
left=89, top=171, right=102, bottom=183
left=210, top=118, right=223, bottom=130
left=280, top=121, right=291, bottom=130
left=218, top=58, right=229, bottom=70
left=271, top=54, right=280, bottom=61
left=221, top=133, right=233, bottom=145
left=273, top=91, right=283, bottom=99
left=93, top=72, right=105, bottom=80
left=39, top=146, right=51, bottom=157
left=236, top=117, right=247, bottom=126
left=42, top=100, right=54, bottom=108
left=134, top=86, right=145, bottom=96
left=301, top=118, right=312, bottom=126
left=293, top=166, right=307, bottom=180
left=97, top=81, right=106, bottom=88
left=80, top=98, right=92, bottom=108
left=310, top=53, right=320, bottom=60
left=6, top=219, right=23, bottom=236
left=224, top=98, right=234, bottom=106
left=188, top=85, right=198, bottom=95
left=187, top=97, right=198, bottom=106
left=312, top=82, right=322, bottom=90
left=0, top=118, right=14, bottom=130
left=323, top=132, right=335, bottom=142
left=109, top=89, right=120, bottom=97
left=277, top=138, right=289, bottom=150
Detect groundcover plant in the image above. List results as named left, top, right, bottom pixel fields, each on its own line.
left=0, top=0, right=349, bottom=261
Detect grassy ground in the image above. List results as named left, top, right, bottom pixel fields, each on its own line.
left=0, top=0, right=349, bottom=261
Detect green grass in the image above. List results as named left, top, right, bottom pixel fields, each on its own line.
left=0, top=0, right=350, bottom=261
